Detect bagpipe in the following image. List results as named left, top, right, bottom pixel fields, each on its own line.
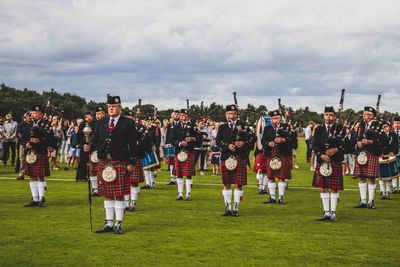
left=38, top=88, right=64, bottom=133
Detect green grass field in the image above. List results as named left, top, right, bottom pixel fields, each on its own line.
left=0, top=138, right=399, bottom=266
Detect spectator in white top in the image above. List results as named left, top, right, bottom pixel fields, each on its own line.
left=3, top=113, right=18, bottom=166
left=304, top=121, right=315, bottom=163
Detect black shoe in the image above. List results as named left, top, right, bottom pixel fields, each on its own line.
left=91, top=190, right=99, bottom=197
left=264, top=197, right=276, bottom=204
left=38, top=198, right=46, bottom=207
left=379, top=193, right=385, bottom=200
left=128, top=204, right=136, bottom=212
left=353, top=201, right=367, bottom=208
left=176, top=195, right=183, bottom=201
left=24, top=200, right=39, bottom=207
left=393, top=189, right=398, bottom=194
left=95, top=221, right=114, bottom=233
left=167, top=180, right=176, bottom=185
left=64, top=167, right=69, bottom=171
left=278, top=197, right=285, bottom=205
left=185, top=194, right=191, bottom=201
left=222, top=205, right=232, bottom=216
left=367, top=200, right=375, bottom=209
left=330, top=213, right=337, bottom=222
left=386, top=194, right=391, bottom=200
left=232, top=210, right=239, bottom=217
left=141, top=184, right=151, bottom=189
left=114, top=221, right=123, bottom=234
left=16, top=176, right=25, bottom=180
left=316, top=213, right=331, bottom=221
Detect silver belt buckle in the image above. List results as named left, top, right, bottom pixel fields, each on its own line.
left=106, top=153, right=112, bottom=159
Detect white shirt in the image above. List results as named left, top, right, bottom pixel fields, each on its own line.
left=3, top=120, right=18, bottom=141
left=305, top=126, right=312, bottom=140
left=109, top=114, right=121, bottom=127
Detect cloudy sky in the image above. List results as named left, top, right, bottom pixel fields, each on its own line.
left=1, top=0, right=399, bottom=112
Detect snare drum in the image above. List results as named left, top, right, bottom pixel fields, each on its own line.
left=163, top=144, right=175, bottom=158
left=142, top=151, right=160, bottom=170
left=379, top=156, right=399, bottom=181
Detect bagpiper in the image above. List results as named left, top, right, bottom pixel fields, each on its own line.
left=216, top=104, right=255, bottom=217
left=353, top=106, right=385, bottom=209
left=392, top=116, right=400, bottom=193
left=24, top=105, right=56, bottom=207
left=85, top=95, right=137, bottom=234
left=170, top=109, right=202, bottom=201
left=124, top=110, right=144, bottom=212
left=89, top=106, right=106, bottom=196
left=262, top=110, right=296, bottom=204
left=165, top=110, right=180, bottom=185
left=312, top=106, right=346, bottom=222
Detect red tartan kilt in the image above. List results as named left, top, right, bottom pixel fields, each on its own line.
left=312, top=162, right=344, bottom=190
left=26, top=154, right=50, bottom=178
left=265, top=156, right=292, bottom=180
left=89, top=160, right=98, bottom=177
left=221, top=157, right=247, bottom=186
left=175, top=151, right=195, bottom=177
left=354, top=152, right=380, bottom=179
left=167, top=156, right=175, bottom=165
left=254, top=153, right=266, bottom=172
left=96, top=158, right=129, bottom=197
left=128, top=159, right=145, bottom=184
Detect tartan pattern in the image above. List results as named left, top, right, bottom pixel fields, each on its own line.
left=89, top=154, right=98, bottom=177
left=312, top=162, right=344, bottom=190
left=167, top=156, right=175, bottom=165
left=175, top=151, right=195, bottom=177
left=354, top=152, right=380, bottom=179
left=128, top=159, right=145, bottom=184
left=96, top=158, right=129, bottom=197
left=221, top=157, right=248, bottom=186
left=265, top=148, right=292, bottom=180
left=26, top=154, right=50, bottom=178
left=254, top=153, right=266, bottom=172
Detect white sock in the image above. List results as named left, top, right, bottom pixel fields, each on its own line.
left=130, top=186, right=139, bottom=202
left=393, top=179, right=398, bottom=189
left=386, top=181, right=391, bottom=194
left=278, top=181, right=286, bottom=197
left=330, top=193, right=339, bottom=212
left=234, top=189, right=243, bottom=210
left=90, top=176, right=98, bottom=190
left=144, top=170, right=150, bottom=186
left=37, top=181, right=46, bottom=199
left=320, top=192, right=330, bottom=215
left=186, top=179, right=193, bottom=195
left=379, top=180, right=385, bottom=194
left=104, top=200, right=115, bottom=226
left=176, top=178, right=184, bottom=196
left=222, top=189, right=232, bottom=208
left=256, top=173, right=263, bottom=189
left=169, top=165, right=174, bottom=178
left=263, top=175, right=269, bottom=188
left=30, top=181, right=39, bottom=202
left=359, top=182, right=367, bottom=203
left=114, top=200, right=125, bottom=222
left=368, top=183, right=376, bottom=202
left=124, top=195, right=130, bottom=208
left=268, top=182, right=276, bottom=199
left=150, top=171, right=156, bottom=186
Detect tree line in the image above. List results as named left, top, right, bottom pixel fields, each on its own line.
left=1, top=83, right=360, bottom=126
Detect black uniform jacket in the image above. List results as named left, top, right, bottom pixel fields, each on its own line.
left=90, top=115, right=137, bottom=165
left=312, top=123, right=346, bottom=164
left=261, top=123, right=295, bottom=157
left=216, top=121, right=255, bottom=161
left=355, top=120, right=385, bottom=156
left=170, top=122, right=202, bottom=154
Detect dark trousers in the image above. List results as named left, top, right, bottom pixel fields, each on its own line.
left=305, top=139, right=312, bottom=162
left=76, top=151, right=89, bottom=181
left=199, top=149, right=207, bottom=171
left=3, top=141, right=16, bottom=165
